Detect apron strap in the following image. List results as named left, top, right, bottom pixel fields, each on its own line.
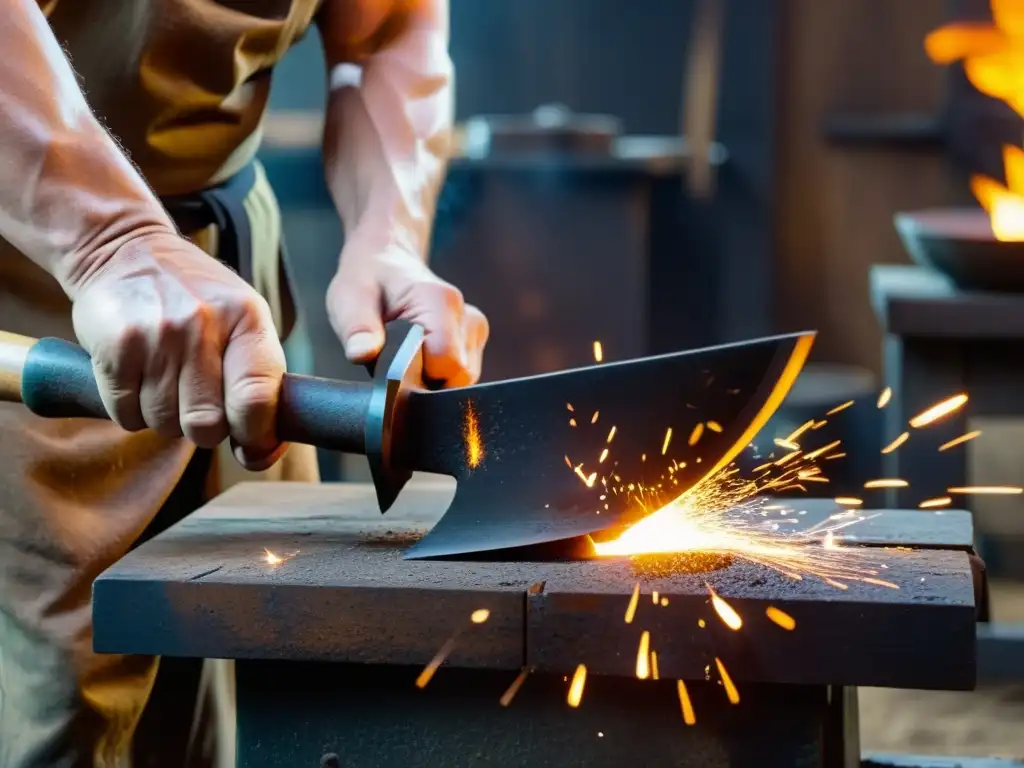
left=160, top=162, right=258, bottom=284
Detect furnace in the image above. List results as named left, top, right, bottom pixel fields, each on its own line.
left=93, top=481, right=985, bottom=768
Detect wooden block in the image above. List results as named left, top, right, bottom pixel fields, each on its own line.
left=94, top=482, right=977, bottom=689
left=526, top=548, right=976, bottom=690
left=93, top=481, right=522, bottom=668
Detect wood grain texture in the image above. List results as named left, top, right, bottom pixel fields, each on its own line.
left=93, top=482, right=977, bottom=688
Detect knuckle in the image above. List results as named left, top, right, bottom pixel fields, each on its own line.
left=435, top=282, right=465, bottom=313
left=227, top=376, right=279, bottom=414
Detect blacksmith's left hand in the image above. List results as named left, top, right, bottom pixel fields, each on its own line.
left=326, top=242, right=489, bottom=388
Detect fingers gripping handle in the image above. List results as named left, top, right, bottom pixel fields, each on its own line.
left=15, top=336, right=373, bottom=454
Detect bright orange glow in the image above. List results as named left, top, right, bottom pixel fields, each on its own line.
left=864, top=478, right=909, bottom=489
left=636, top=631, right=652, bottom=679
left=593, top=341, right=604, bottom=362
left=471, top=609, right=491, bottom=624
left=567, top=664, right=587, bottom=707
left=463, top=401, right=484, bottom=468
left=766, top=606, right=796, bottom=630
left=624, top=583, right=640, bottom=624
left=834, top=497, right=864, bottom=507
left=677, top=681, right=697, bottom=725
left=708, top=586, right=743, bottom=630
left=926, top=9, right=1024, bottom=239
left=881, top=432, right=910, bottom=454
left=909, top=394, right=968, bottom=428
left=264, top=549, right=282, bottom=566
left=715, top=657, right=740, bottom=704
left=948, top=486, right=1024, bottom=495
left=939, top=430, right=982, bottom=451
left=919, top=496, right=952, bottom=509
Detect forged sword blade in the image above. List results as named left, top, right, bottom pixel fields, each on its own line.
left=398, top=331, right=815, bottom=559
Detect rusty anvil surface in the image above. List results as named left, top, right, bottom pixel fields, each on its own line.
left=93, top=480, right=978, bottom=691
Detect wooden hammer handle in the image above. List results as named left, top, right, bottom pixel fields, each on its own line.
left=0, top=331, right=374, bottom=454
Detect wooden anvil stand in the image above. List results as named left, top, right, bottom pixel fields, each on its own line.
left=93, top=481, right=999, bottom=768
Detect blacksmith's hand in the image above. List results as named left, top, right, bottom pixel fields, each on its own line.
left=326, top=242, right=489, bottom=388
left=67, top=230, right=287, bottom=470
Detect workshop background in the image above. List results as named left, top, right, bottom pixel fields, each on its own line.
left=257, top=0, right=1024, bottom=759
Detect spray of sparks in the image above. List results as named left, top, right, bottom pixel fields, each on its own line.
left=414, top=382, right=1024, bottom=722
left=463, top=401, right=484, bottom=468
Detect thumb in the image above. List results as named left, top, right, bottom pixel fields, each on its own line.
left=328, top=276, right=386, bottom=363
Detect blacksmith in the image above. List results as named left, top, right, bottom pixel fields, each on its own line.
left=0, top=1, right=486, bottom=765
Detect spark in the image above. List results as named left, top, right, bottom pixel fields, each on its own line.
left=599, top=448, right=610, bottom=463
left=715, top=658, right=740, bottom=704
left=567, top=664, right=587, bottom=707
left=660, top=597, right=669, bottom=607
left=651, top=651, right=660, bottom=680
left=688, top=423, right=704, bottom=446
left=786, top=420, right=815, bottom=442
left=471, top=609, right=491, bottom=624
left=662, top=428, right=674, bottom=455
left=652, top=591, right=659, bottom=604
left=607, top=426, right=617, bottom=444
left=263, top=549, right=283, bottom=566
left=567, top=403, right=574, bottom=412
left=464, top=401, right=485, bottom=468
left=834, top=497, right=863, bottom=507
left=415, top=637, right=456, bottom=688
left=570, top=418, right=578, bottom=427
left=593, top=341, right=604, bottom=362
left=877, top=388, right=892, bottom=408
left=636, top=631, right=651, bottom=679
left=948, top=486, right=1024, bottom=495
left=881, top=432, right=909, bottom=454
left=591, top=411, right=600, bottom=424
left=827, top=400, right=854, bottom=416
left=864, top=478, right=908, bottom=489
left=909, top=393, right=968, bottom=428
left=774, top=438, right=800, bottom=451
left=707, top=421, right=723, bottom=433
left=677, top=681, right=697, bottom=725
left=708, top=586, right=743, bottom=630
left=624, top=583, right=640, bottom=624
left=939, top=430, right=982, bottom=451
left=919, top=496, right=952, bottom=509
left=500, top=668, right=530, bottom=707
left=766, top=606, right=796, bottom=630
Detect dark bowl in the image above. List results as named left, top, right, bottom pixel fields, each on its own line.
left=894, top=208, right=1024, bottom=292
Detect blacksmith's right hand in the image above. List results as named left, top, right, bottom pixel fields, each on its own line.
left=64, top=227, right=286, bottom=471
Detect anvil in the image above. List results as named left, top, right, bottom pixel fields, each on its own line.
left=0, top=323, right=814, bottom=557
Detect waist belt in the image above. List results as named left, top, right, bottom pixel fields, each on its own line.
left=159, top=162, right=257, bottom=285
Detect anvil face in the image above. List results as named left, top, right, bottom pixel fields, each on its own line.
left=396, top=332, right=814, bottom=559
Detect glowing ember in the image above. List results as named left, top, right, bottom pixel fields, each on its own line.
left=471, top=609, right=491, bottom=624
left=919, top=496, right=952, bottom=509
left=864, top=478, right=909, bottom=489
left=677, top=680, right=697, bottom=725
left=593, top=341, right=604, bottom=362
left=651, top=650, right=660, bottom=680
left=877, top=388, right=892, bottom=408
left=909, top=394, right=968, bottom=428
left=663, top=428, right=674, bottom=455
left=591, top=411, right=600, bottom=424
left=835, top=497, right=864, bottom=507
left=636, top=631, right=652, bottom=678
left=775, top=438, right=800, bottom=451
left=687, top=423, right=703, bottom=447
left=881, top=432, right=910, bottom=454
left=827, top=400, right=854, bottom=416
left=607, top=426, right=617, bottom=443
left=463, top=401, right=485, bottom=468
left=766, top=606, right=796, bottom=630
left=707, top=420, right=723, bottom=433
left=416, top=637, right=456, bottom=689
left=567, top=664, right=587, bottom=707
left=264, top=549, right=283, bottom=566
left=624, top=583, right=641, bottom=623
left=948, top=485, right=1024, bottom=495
left=500, top=668, right=530, bottom=707
left=708, top=586, right=743, bottom=630
left=715, top=657, right=740, bottom=704
left=940, top=430, right=982, bottom=451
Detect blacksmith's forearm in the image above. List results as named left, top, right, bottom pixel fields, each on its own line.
left=1, top=0, right=173, bottom=292
left=321, top=0, right=453, bottom=261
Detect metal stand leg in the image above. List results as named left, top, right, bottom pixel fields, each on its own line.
left=236, top=661, right=844, bottom=768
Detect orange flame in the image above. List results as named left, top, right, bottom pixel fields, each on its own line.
left=926, top=3, right=1024, bottom=240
